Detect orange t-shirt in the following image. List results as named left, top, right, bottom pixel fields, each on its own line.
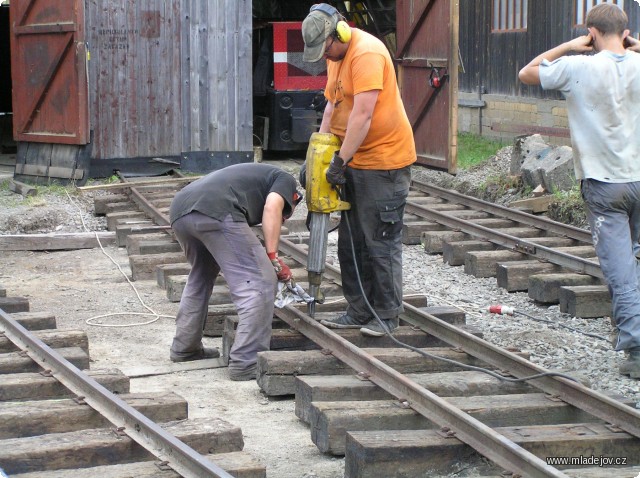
left=324, top=29, right=416, bottom=170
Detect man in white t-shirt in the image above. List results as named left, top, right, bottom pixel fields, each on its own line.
left=519, top=3, right=640, bottom=379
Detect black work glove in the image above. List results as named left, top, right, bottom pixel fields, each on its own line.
left=326, top=152, right=347, bottom=186
left=299, top=162, right=307, bottom=188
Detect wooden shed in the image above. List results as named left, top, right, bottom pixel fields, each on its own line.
left=6, top=0, right=253, bottom=184
left=457, top=0, right=640, bottom=141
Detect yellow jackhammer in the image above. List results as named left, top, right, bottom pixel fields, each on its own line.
left=304, top=132, right=351, bottom=317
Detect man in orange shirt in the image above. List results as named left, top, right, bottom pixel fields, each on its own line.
left=302, top=3, right=416, bottom=336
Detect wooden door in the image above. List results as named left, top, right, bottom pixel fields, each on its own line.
left=396, top=0, right=459, bottom=172
left=10, top=0, right=89, bottom=145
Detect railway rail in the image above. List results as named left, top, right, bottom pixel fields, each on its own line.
left=2, top=168, right=640, bottom=477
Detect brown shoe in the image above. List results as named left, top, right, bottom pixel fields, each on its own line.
left=170, top=346, right=220, bottom=363
left=619, top=348, right=640, bottom=379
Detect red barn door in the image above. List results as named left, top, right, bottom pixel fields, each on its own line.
left=396, top=0, right=459, bottom=172
left=10, top=0, right=89, bottom=145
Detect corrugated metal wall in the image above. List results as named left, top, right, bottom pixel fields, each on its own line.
left=459, top=0, right=639, bottom=99
left=85, top=0, right=252, bottom=161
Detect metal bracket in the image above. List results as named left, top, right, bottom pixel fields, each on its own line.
left=112, top=426, right=127, bottom=437
left=320, top=348, right=333, bottom=356
left=155, top=460, right=173, bottom=471
left=435, top=426, right=457, bottom=438
left=514, top=242, right=536, bottom=254
left=355, top=371, right=371, bottom=381
left=73, top=395, right=87, bottom=405
left=605, top=423, right=624, bottom=433
left=39, top=369, right=54, bottom=377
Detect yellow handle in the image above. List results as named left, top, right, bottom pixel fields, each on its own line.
left=305, top=133, right=351, bottom=213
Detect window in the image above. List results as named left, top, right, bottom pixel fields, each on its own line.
left=492, top=0, right=528, bottom=32
left=576, top=0, right=625, bottom=26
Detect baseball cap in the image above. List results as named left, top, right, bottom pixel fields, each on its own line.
left=302, top=8, right=337, bottom=62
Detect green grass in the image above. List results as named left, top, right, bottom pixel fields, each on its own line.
left=457, top=132, right=506, bottom=169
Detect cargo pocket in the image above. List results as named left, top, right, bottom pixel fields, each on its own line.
left=375, top=196, right=405, bottom=241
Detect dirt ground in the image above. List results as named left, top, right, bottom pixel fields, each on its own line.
left=0, top=158, right=346, bottom=477
left=1, top=242, right=346, bottom=478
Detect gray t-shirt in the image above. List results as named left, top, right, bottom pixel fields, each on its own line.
left=169, top=163, right=297, bottom=225
left=539, top=50, right=640, bottom=182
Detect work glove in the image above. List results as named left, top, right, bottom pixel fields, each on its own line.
left=268, top=252, right=292, bottom=281
left=326, top=152, right=347, bottom=186
left=299, top=162, right=307, bottom=189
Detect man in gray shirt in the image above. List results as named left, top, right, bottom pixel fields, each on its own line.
left=169, top=163, right=302, bottom=381
left=519, top=3, right=640, bottom=379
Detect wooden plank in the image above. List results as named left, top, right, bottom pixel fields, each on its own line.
left=0, top=369, right=129, bottom=401
left=0, top=232, right=116, bottom=251
left=129, top=252, right=189, bottom=281
left=0, top=346, right=89, bottom=374
left=156, top=262, right=191, bottom=289
left=0, top=392, right=187, bottom=439
left=0, top=417, right=244, bottom=475
left=294, top=371, right=536, bottom=424
left=0, top=297, right=29, bottom=313
left=559, top=285, right=612, bottom=318
left=528, top=273, right=602, bottom=304
left=8, top=311, right=57, bottom=331
left=116, top=223, right=165, bottom=247
left=0, top=329, right=87, bottom=353
left=344, top=423, right=640, bottom=478
left=138, top=241, right=182, bottom=255
left=464, top=250, right=527, bottom=278
left=509, top=195, right=555, bottom=213
left=8, top=179, right=37, bottom=197
left=78, top=176, right=201, bottom=192
left=12, top=451, right=267, bottom=478
left=259, top=346, right=529, bottom=404
left=311, top=393, right=612, bottom=455
left=126, top=233, right=174, bottom=255
left=442, top=240, right=496, bottom=266
left=93, top=193, right=129, bottom=215
left=496, top=261, right=563, bottom=292
left=106, top=211, right=146, bottom=230
left=14, top=164, right=84, bottom=180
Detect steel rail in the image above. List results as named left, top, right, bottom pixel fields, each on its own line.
left=275, top=305, right=569, bottom=478
left=401, top=303, right=640, bottom=438
left=411, top=179, right=592, bottom=243
left=117, top=172, right=171, bottom=227
left=405, top=199, right=603, bottom=279
left=0, top=308, right=233, bottom=478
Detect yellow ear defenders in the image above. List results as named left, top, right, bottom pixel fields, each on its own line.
left=310, top=3, right=352, bottom=43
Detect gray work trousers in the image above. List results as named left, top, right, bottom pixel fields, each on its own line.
left=581, top=179, right=640, bottom=351
left=170, top=212, right=277, bottom=371
left=337, top=166, right=411, bottom=321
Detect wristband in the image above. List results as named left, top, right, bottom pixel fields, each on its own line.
left=267, top=251, right=277, bottom=260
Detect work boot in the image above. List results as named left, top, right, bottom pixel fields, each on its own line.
left=619, top=348, right=640, bottom=379
left=360, top=317, right=399, bottom=337
left=170, top=346, right=220, bottom=363
left=229, top=363, right=257, bottom=381
left=320, top=313, right=368, bottom=329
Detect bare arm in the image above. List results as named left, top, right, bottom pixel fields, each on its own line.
left=519, top=34, right=593, bottom=85
left=319, top=100, right=334, bottom=133
left=261, top=192, right=285, bottom=255
left=337, top=89, right=379, bottom=161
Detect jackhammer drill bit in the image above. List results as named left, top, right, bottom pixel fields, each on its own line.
left=307, top=211, right=330, bottom=318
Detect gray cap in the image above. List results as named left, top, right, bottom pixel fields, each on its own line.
left=302, top=8, right=337, bottom=63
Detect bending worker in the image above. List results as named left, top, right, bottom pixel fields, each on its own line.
left=168, top=163, right=302, bottom=381
left=301, top=3, right=416, bottom=336
left=519, top=3, right=640, bottom=378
